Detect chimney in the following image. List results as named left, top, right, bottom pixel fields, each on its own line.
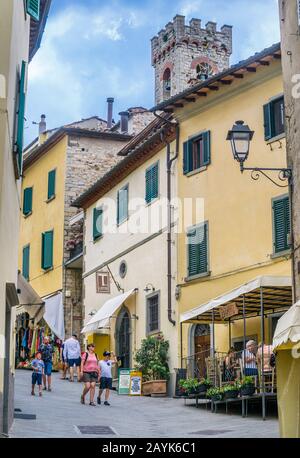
left=107, top=97, right=114, bottom=129
left=39, top=114, right=46, bottom=134
left=119, top=111, right=129, bottom=133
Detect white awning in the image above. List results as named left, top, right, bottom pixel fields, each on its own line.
left=16, top=272, right=45, bottom=318
left=273, top=301, right=300, bottom=348
left=180, top=276, right=292, bottom=323
left=43, top=292, right=65, bottom=340
left=82, top=289, right=137, bottom=335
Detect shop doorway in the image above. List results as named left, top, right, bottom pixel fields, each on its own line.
left=116, top=307, right=131, bottom=369
left=188, top=324, right=211, bottom=378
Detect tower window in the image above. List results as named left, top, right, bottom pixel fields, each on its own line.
left=163, top=68, right=171, bottom=100
left=196, top=63, right=214, bottom=81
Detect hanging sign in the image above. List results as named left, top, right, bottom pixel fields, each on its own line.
left=219, top=302, right=239, bottom=320
left=118, top=369, right=131, bottom=395
left=129, top=371, right=142, bottom=396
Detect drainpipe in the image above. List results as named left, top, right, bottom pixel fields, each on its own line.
left=154, top=111, right=179, bottom=326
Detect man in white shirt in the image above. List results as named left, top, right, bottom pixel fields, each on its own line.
left=242, top=340, right=258, bottom=376
left=63, top=334, right=81, bottom=382
left=97, top=351, right=117, bottom=406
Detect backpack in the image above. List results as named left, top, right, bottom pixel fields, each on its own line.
left=83, top=352, right=98, bottom=366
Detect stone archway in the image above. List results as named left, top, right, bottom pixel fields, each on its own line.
left=115, top=306, right=131, bottom=369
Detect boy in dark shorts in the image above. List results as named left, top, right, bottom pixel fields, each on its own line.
left=97, top=351, right=117, bottom=406
left=31, top=352, right=45, bottom=397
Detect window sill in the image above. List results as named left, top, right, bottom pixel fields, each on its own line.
left=93, top=235, right=103, bottom=244
left=23, top=211, right=32, bottom=219
left=185, top=271, right=211, bottom=283
left=266, top=133, right=285, bottom=145
left=42, top=267, right=54, bottom=273
left=46, top=195, right=56, bottom=204
left=117, top=217, right=129, bottom=227
left=145, top=196, right=160, bottom=207
left=185, top=166, right=208, bottom=177
left=147, top=330, right=161, bottom=337
left=270, top=249, right=291, bottom=260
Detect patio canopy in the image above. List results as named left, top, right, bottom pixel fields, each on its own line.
left=81, top=289, right=137, bottom=335
left=16, top=272, right=45, bottom=318
left=180, top=276, right=292, bottom=324
left=273, top=300, right=300, bottom=348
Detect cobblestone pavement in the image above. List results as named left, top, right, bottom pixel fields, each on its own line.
left=9, top=371, right=279, bottom=438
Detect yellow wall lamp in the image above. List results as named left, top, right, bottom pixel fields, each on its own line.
left=227, top=120, right=292, bottom=188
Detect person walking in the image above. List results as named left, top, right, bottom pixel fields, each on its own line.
left=31, top=351, right=44, bottom=397
left=60, top=341, right=69, bottom=380
left=80, top=343, right=100, bottom=406
left=39, top=336, right=53, bottom=392
left=63, top=334, right=81, bottom=382
left=97, top=351, right=117, bottom=406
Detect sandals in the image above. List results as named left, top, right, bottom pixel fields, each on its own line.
left=89, top=401, right=96, bottom=407
left=80, top=395, right=85, bottom=405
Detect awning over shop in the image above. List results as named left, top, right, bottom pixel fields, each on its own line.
left=16, top=272, right=45, bottom=318
left=43, top=292, right=65, bottom=340
left=81, top=289, right=137, bottom=335
left=180, top=276, right=292, bottom=323
left=273, top=301, right=300, bottom=348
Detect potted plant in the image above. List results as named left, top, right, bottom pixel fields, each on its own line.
left=135, top=335, right=170, bottom=396
left=223, top=381, right=240, bottom=400
left=240, top=376, right=256, bottom=396
left=198, top=377, right=212, bottom=393
left=207, top=387, right=223, bottom=402
left=180, top=378, right=200, bottom=395
left=178, top=379, right=188, bottom=397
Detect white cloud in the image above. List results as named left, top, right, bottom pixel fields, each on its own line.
left=179, top=0, right=203, bottom=17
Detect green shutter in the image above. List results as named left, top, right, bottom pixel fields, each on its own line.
left=118, top=186, right=128, bottom=224
left=203, top=131, right=211, bottom=166
left=16, top=61, right=27, bottom=175
left=183, top=141, right=189, bottom=175
left=93, top=208, right=103, bottom=240
left=47, top=169, right=56, bottom=200
left=23, top=187, right=33, bottom=216
left=263, top=103, right=272, bottom=141
left=273, top=197, right=291, bottom=253
left=187, top=224, right=208, bottom=277
left=42, top=231, right=53, bottom=270
left=22, top=245, right=30, bottom=281
left=146, top=163, right=159, bottom=203
left=27, top=0, right=40, bottom=21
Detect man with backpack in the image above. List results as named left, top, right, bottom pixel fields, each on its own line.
left=80, top=343, right=100, bottom=406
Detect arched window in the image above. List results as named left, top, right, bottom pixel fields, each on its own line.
left=163, top=68, right=171, bottom=100
left=196, top=62, right=214, bottom=81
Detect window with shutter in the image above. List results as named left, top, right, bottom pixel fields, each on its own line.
left=263, top=96, right=285, bottom=141
left=47, top=169, right=56, bottom=200
left=22, top=245, right=30, bottom=281
left=183, top=131, right=211, bottom=175
left=93, top=207, right=103, bottom=241
left=187, top=222, right=209, bottom=278
left=145, top=162, right=159, bottom=204
left=273, top=196, right=291, bottom=254
left=26, top=0, right=40, bottom=21
left=15, top=61, right=27, bottom=177
left=23, top=187, right=33, bottom=216
left=117, top=185, right=129, bottom=224
left=41, top=230, right=53, bottom=270
left=146, top=294, right=160, bottom=334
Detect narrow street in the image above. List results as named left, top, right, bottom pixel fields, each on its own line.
left=10, top=371, right=279, bottom=438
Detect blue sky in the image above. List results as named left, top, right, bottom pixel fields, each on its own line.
left=25, top=0, right=280, bottom=144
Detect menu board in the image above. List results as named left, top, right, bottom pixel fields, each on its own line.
left=118, top=369, right=131, bottom=395
left=129, top=371, right=142, bottom=396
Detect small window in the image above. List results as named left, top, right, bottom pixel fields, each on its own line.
left=117, top=185, right=128, bottom=225
left=119, top=261, right=127, bottom=279
left=196, top=62, right=214, bottom=81
left=272, top=195, right=291, bottom=254
left=22, top=245, right=30, bottom=281
left=93, top=207, right=103, bottom=241
left=187, top=222, right=209, bottom=278
left=23, top=187, right=33, bottom=216
left=263, top=96, right=285, bottom=141
left=47, top=169, right=56, bottom=201
left=26, top=0, right=40, bottom=21
left=163, top=68, right=171, bottom=100
left=147, top=293, right=160, bottom=334
left=183, top=131, right=211, bottom=175
left=41, top=230, right=53, bottom=270
left=145, top=162, right=159, bottom=204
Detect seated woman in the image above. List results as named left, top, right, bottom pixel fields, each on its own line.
left=257, top=343, right=274, bottom=373
left=224, top=347, right=237, bottom=382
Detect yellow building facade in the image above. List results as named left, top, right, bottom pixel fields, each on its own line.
left=152, top=44, right=292, bottom=365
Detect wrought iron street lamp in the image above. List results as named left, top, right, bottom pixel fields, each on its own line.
left=227, top=120, right=292, bottom=188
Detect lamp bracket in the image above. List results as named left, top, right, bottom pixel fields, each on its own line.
left=241, top=166, right=292, bottom=188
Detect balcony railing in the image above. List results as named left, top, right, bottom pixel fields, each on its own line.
left=69, top=241, right=83, bottom=261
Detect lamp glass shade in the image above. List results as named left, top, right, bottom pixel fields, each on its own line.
left=227, top=121, right=254, bottom=164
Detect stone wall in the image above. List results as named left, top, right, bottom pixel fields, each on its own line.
left=151, top=15, right=232, bottom=104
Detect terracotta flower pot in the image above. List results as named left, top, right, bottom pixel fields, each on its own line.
left=142, top=380, right=167, bottom=396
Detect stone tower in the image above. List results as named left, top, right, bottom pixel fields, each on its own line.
left=151, top=15, right=233, bottom=104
